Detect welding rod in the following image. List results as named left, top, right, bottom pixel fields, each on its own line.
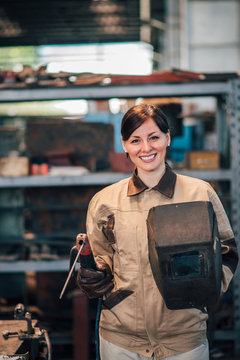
left=59, top=242, right=84, bottom=299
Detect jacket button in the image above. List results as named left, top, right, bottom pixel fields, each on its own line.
left=146, top=349, right=149, bottom=353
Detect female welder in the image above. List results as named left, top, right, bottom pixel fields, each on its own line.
left=77, top=104, right=238, bottom=360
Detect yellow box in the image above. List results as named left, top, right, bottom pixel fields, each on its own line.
left=0, top=157, right=29, bottom=177
left=186, top=151, right=219, bottom=170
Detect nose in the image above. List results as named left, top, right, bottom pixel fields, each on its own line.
left=141, top=139, right=152, bottom=153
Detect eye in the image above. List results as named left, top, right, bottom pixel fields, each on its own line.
left=149, top=135, right=160, bottom=141
left=130, top=139, right=140, bottom=144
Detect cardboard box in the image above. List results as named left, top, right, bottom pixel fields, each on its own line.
left=0, top=157, right=29, bottom=177
left=186, top=151, right=219, bottom=170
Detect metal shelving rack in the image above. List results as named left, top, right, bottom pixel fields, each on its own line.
left=229, top=79, right=240, bottom=354
left=0, top=78, right=240, bottom=352
left=0, top=169, right=233, bottom=188
left=0, top=81, right=231, bottom=102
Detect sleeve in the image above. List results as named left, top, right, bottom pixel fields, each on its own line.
left=86, top=196, right=114, bottom=272
left=207, top=184, right=239, bottom=293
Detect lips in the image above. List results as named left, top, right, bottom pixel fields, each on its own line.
left=139, top=154, right=156, bottom=162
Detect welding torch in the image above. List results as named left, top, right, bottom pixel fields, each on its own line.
left=59, top=233, right=95, bottom=299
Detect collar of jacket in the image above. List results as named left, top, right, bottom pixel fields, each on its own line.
left=127, top=163, right=177, bottom=198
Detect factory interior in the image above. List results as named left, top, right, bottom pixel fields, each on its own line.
left=0, top=0, right=240, bottom=359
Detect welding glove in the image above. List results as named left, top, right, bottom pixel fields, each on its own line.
left=77, top=263, right=114, bottom=299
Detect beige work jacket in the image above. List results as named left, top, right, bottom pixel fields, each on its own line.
left=86, top=164, right=238, bottom=359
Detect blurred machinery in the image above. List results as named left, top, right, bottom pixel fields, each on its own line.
left=0, top=303, right=51, bottom=360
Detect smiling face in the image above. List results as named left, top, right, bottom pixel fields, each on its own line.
left=122, top=117, right=170, bottom=176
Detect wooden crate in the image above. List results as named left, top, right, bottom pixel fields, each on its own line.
left=0, top=157, right=29, bottom=177
left=186, top=151, right=219, bottom=170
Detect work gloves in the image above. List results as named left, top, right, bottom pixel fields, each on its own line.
left=77, top=262, right=114, bottom=299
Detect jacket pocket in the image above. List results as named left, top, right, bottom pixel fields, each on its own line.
left=102, top=214, right=115, bottom=244
left=101, top=214, right=120, bottom=270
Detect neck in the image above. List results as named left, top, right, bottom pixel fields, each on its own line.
left=137, top=163, right=166, bottom=188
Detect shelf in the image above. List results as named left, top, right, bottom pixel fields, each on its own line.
left=0, top=259, right=69, bottom=273
left=0, top=81, right=231, bottom=102
left=178, top=169, right=232, bottom=181
left=213, top=330, right=236, bottom=341
left=0, top=172, right=131, bottom=188
left=0, top=169, right=232, bottom=188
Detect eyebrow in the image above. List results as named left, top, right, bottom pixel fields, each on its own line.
left=130, top=131, right=159, bottom=138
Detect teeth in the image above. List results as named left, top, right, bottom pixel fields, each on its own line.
left=141, top=154, right=155, bottom=160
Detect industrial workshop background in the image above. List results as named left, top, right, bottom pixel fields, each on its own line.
left=0, top=0, right=240, bottom=359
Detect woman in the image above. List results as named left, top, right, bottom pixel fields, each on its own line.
left=77, top=104, right=238, bottom=360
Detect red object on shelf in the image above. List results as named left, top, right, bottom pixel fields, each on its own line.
left=45, top=149, right=73, bottom=166
left=30, top=164, right=39, bottom=175
left=30, top=163, right=49, bottom=175
left=109, top=151, right=135, bottom=173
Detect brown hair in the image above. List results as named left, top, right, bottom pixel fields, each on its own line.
left=121, top=104, right=169, bottom=141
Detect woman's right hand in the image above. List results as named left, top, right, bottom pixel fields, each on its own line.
left=77, top=263, right=114, bottom=299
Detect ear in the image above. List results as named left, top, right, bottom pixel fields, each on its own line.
left=166, top=131, right=171, bottom=146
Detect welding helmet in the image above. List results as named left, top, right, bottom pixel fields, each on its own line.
left=147, top=201, right=222, bottom=310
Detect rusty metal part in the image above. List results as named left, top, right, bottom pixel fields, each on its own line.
left=2, top=331, right=18, bottom=340
left=14, top=304, right=34, bottom=335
